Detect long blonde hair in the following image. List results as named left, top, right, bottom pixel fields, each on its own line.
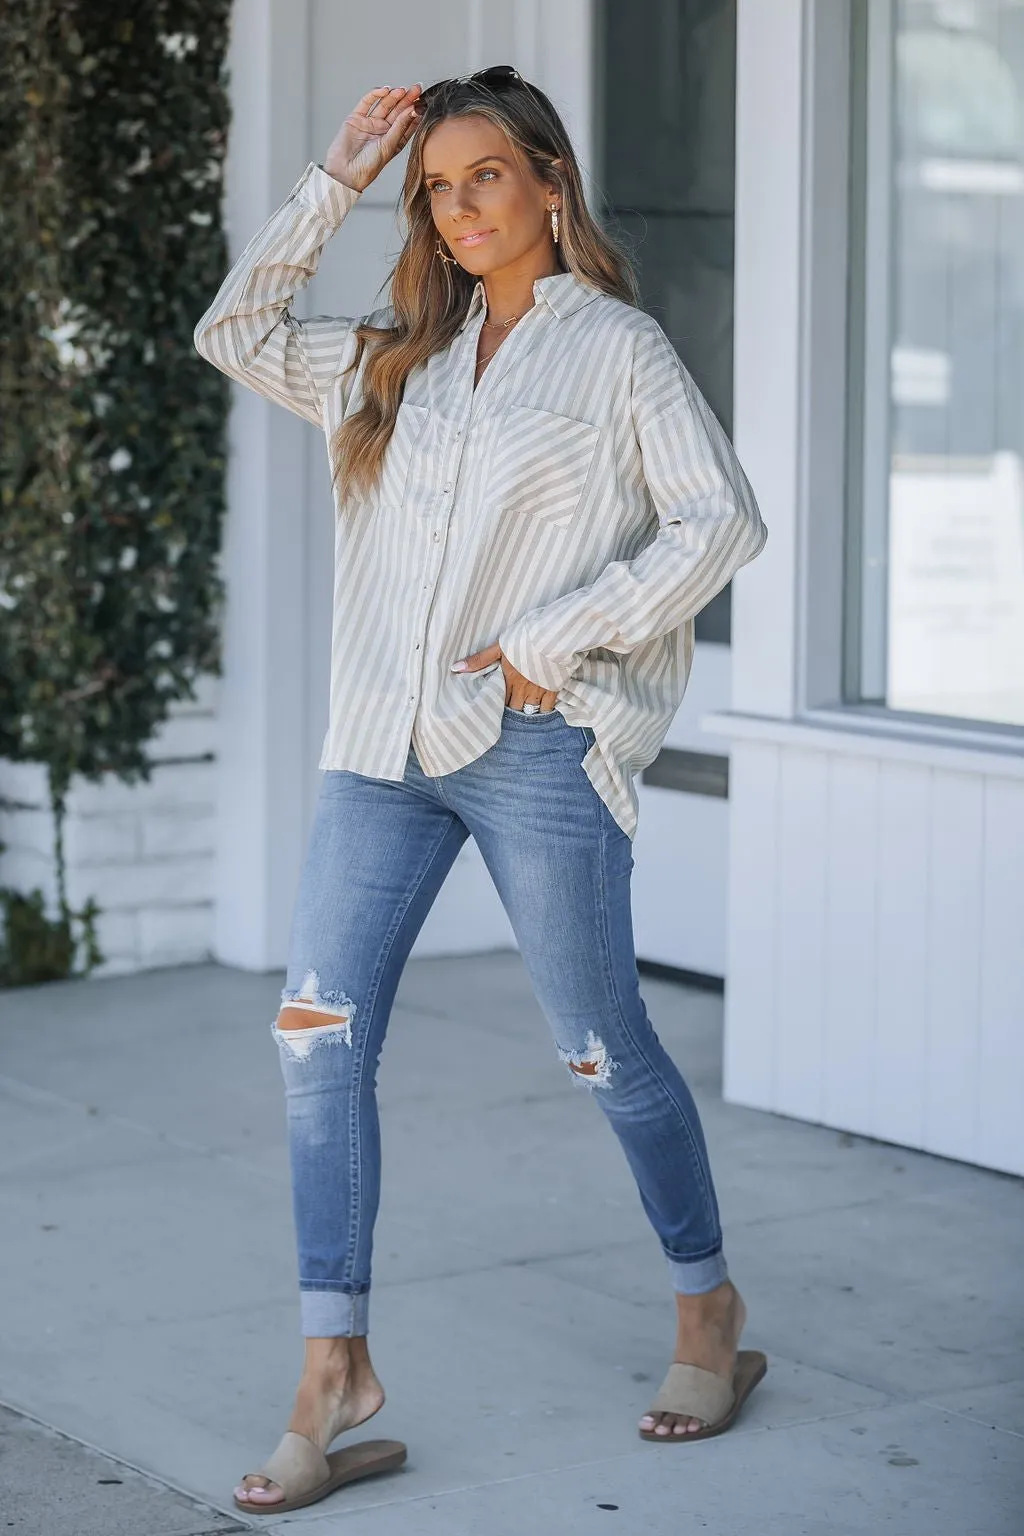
left=331, top=73, right=639, bottom=499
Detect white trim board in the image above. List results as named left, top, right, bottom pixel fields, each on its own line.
left=705, top=710, right=1024, bottom=780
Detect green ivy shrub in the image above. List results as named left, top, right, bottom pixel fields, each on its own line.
left=0, top=1, right=232, bottom=982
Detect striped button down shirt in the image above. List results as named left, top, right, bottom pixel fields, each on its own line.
left=195, top=162, right=766, bottom=837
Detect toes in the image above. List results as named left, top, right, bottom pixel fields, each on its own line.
left=641, top=1412, right=707, bottom=1437
left=235, top=1477, right=285, bottom=1504
left=679, top=1415, right=705, bottom=1434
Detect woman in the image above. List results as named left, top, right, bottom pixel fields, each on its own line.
left=195, top=67, right=768, bottom=1516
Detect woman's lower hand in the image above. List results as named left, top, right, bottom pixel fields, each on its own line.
left=451, top=643, right=558, bottom=713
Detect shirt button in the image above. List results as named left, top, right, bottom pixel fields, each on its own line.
left=442, top=482, right=452, bottom=493
left=432, top=532, right=440, bottom=542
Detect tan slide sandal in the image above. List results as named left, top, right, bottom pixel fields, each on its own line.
left=233, top=1431, right=407, bottom=1515
left=639, top=1349, right=767, bottom=1443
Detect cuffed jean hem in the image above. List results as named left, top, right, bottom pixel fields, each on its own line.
left=665, top=1250, right=729, bottom=1296
left=300, top=1288, right=370, bottom=1338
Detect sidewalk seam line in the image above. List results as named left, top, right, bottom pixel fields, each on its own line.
left=0, top=1393, right=255, bottom=1532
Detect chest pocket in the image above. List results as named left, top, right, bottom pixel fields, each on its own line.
left=492, top=406, right=600, bottom=528
left=378, top=402, right=430, bottom=510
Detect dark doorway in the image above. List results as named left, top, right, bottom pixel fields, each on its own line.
left=595, top=0, right=737, bottom=644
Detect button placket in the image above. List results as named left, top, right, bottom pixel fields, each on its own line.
left=407, top=365, right=473, bottom=717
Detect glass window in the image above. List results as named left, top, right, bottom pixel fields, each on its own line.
left=846, top=0, right=1024, bottom=729
left=596, top=0, right=737, bottom=645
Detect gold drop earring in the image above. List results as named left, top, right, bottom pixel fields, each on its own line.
left=435, top=238, right=458, bottom=303
left=549, top=205, right=560, bottom=245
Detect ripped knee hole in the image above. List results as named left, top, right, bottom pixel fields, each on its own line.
left=276, top=1002, right=351, bottom=1031
left=559, top=1031, right=616, bottom=1088
left=273, top=969, right=355, bottom=1056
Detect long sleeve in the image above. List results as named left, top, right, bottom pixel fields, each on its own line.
left=499, top=323, right=767, bottom=692
left=193, top=162, right=368, bottom=427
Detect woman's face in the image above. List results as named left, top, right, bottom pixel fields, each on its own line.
left=421, top=114, right=558, bottom=277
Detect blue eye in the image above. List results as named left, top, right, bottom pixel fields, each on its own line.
left=426, top=168, right=498, bottom=194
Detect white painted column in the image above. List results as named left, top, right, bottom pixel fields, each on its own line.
left=730, top=0, right=806, bottom=719
left=213, top=0, right=314, bottom=969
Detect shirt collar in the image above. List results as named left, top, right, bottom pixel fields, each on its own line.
left=463, top=271, right=598, bottom=328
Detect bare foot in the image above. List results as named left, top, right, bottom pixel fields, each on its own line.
left=235, top=1337, right=385, bottom=1506
left=638, top=1280, right=746, bottom=1439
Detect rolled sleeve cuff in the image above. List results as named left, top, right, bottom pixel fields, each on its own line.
left=294, top=161, right=361, bottom=228
left=499, top=620, right=578, bottom=694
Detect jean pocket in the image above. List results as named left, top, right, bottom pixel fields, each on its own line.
left=502, top=704, right=567, bottom=725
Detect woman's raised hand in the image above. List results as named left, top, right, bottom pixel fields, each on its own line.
left=324, top=85, right=422, bottom=192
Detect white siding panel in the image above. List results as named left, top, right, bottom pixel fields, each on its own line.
left=631, top=788, right=728, bottom=975
left=773, top=750, right=828, bottom=1120
left=722, top=742, right=780, bottom=1109
left=924, top=773, right=984, bottom=1163
left=725, top=735, right=1024, bottom=1174
left=821, top=755, right=879, bottom=1134
left=667, top=640, right=733, bottom=755
left=978, top=777, right=1024, bottom=1174
left=874, top=761, right=931, bottom=1149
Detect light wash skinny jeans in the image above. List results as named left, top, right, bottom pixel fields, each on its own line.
left=274, top=706, right=728, bottom=1336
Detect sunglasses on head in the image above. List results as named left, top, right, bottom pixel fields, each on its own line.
left=420, top=64, right=529, bottom=103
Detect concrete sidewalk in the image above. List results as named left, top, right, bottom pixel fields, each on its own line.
left=0, top=953, right=1021, bottom=1535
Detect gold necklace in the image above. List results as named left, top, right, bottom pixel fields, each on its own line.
left=481, top=313, right=521, bottom=331
left=476, top=327, right=512, bottom=369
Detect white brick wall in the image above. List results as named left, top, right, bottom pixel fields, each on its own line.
left=0, top=678, right=219, bottom=979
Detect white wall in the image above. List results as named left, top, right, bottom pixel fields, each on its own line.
left=720, top=724, right=1024, bottom=1177
left=721, top=0, right=1024, bottom=1175
left=0, top=683, right=218, bottom=978
left=632, top=643, right=732, bottom=976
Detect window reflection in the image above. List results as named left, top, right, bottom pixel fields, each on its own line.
left=883, top=0, right=1024, bottom=726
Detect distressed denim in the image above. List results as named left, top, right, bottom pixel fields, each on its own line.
left=274, top=707, right=728, bottom=1336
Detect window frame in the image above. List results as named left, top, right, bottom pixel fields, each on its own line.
left=836, top=0, right=1024, bottom=741
left=782, top=0, right=1024, bottom=754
